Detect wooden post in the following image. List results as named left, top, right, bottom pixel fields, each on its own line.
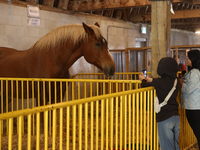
left=175, top=47, right=178, bottom=62
left=151, top=0, right=171, bottom=77
left=125, top=48, right=129, bottom=72
left=121, top=51, right=123, bottom=72
left=144, top=50, right=147, bottom=69
left=136, top=51, right=138, bottom=72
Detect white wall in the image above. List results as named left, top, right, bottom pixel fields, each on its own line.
left=171, top=29, right=200, bottom=46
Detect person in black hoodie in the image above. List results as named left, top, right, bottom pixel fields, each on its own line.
left=139, top=57, right=180, bottom=150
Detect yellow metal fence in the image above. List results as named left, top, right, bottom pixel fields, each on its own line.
left=0, top=78, right=141, bottom=112
left=0, top=86, right=157, bottom=150
left=0, top=77, right=197, bottom=150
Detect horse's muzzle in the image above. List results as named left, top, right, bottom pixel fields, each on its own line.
left=104, top=67, right=115, bottom=77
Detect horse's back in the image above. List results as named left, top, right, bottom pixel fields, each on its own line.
left=0, top=47, right=18, bottom=53
left=0, top=47, right=28, bottom=77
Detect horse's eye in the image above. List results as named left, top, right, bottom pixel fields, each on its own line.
left=95, top=43, right=100, bottom=46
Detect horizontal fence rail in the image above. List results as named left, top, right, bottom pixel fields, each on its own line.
left=72, top=72, right=151, bottom=80
left=72, top=72, right=182, bottom=80
left=0, top=87, right=158, bottom=150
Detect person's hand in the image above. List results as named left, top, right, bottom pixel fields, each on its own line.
left=146, top=76, right=153, bottom=82
left=139, top=72, right=146, bottom=81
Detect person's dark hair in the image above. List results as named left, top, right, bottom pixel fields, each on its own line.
left=188, top=49, right=200, bottom=71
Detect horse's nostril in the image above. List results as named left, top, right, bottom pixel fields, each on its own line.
left=110, top=67, right=115, bottom=76
left=110, top=68, right=114, bottom=72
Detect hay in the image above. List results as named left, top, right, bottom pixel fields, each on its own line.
left=1, top=102, right=154, bottom=150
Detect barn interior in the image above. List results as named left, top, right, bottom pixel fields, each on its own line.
left=1, top=0, right=200, bottom=74
left=0, top=1, right=200, bottom=150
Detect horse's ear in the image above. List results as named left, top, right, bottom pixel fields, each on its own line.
left=94, top=22, right=100, bottom=28
left=82, top=22, right=96, bottom=39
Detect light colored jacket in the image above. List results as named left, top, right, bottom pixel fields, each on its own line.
left=181, top=69, right=200, bottom=109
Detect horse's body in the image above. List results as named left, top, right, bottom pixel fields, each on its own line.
left=0, top=22, right=115, bottom=111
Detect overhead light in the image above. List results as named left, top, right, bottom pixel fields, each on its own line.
left=195, top=31, right=200, bottom=34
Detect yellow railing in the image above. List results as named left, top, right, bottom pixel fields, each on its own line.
left=72, top=72, right=151, bottom=80
left=0, top=86, right=158, bottom=150
left=0, top=78, right=141, bottom=111
left=0, top=78, right=141, bottom=136
left=0, top=77, right=197, bottom=150
left=0, top=78, right=141, bottom=109
left=72, top=72, right=181, bottom=80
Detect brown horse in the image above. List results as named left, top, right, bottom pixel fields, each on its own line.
left=0, top=22, right=115, bottom=112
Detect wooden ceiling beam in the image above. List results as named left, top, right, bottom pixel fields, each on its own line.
left=103, top=9, right=113, bottom=17
left=43, top=0, right=55, bottom=7
left=114, top=9, right=123, bottom=20
left=130, top=9, right=200, bottom=22
left=179, top=0, right=200, bottom=7
left=122, top=8, right=129, bottom=21
left=172, top=22, right=200, bottom=25
left=25, top=0, right=38, bottom=4
left=193, top=0, right=200, bottom=4
left=58, top=0, right=69, bottom=10
left=68, top=0, right=182, bottom=12
left=172, top=24, right=200, bottom=28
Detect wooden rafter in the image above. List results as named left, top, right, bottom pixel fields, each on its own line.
left=103, top=9, right=113, bottom=17
left=123, top=8, right=133, bottom=21
left=25, top=0, right=38, bottom=4
left=113, top=10, right=123, bottom=20
left=130, top=9, right=200, bottom=22
left=180, top=0, right=200, bottom=6
left=68, top=0, right=182, bottom=12
left=193, top=0, right=200, bottom=4
left=43, top=0, right=55, bottom=7
left=58, top=0, right=69, bottom=10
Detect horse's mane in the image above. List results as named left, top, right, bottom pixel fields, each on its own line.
left=31, top=24, right=103, bottom=50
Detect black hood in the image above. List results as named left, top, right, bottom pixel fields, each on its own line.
left=157, top=57, right=178, bottom=79
left=188, top=50, right=200, bottom=62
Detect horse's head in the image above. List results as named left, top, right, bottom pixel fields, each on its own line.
left=82, top=22, right=115, bottom=77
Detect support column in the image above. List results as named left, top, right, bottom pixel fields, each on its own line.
left=151, top=0, right=171, bottom=77
left=125, top=48, right=129, bottom=72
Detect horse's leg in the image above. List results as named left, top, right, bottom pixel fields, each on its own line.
left=34, top=81, right=45, bottom=133
left=45, top=82, right=57, bottom=135
left=55, top=81, right=66, bottom=103
left=0, top=93, right=6, bottom=113
left=0, top=93, right=12, bottom=132
left=46, top=81, right=66, bottom=134
left=42, top=81, right=56, bottom=135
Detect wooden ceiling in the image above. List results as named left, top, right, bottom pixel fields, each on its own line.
left=2, top=0, right=200, bottom=32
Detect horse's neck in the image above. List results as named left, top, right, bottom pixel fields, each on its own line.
left=64, top=48, right=83, bottom=68
left=52, top=47, right=82, bottom=71
left=29, top=44, right=83, bottom=70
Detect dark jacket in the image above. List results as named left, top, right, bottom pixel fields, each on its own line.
left=142, top=57, right=180, bottom=122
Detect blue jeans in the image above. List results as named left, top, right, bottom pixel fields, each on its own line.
left=157, top=115, right=180, bottom=150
